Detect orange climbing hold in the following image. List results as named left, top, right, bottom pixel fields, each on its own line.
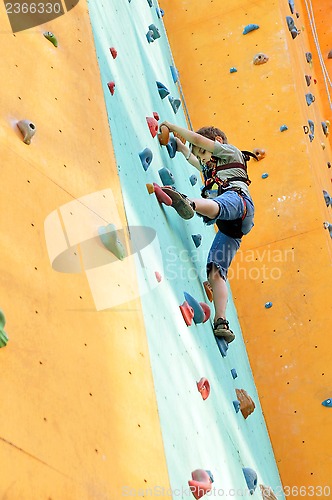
left=188, top=469, right=213, bottom=499
left=235, top=388, right=256, bottom=419
left=197, top=377, right=210, bottom=400
left=203, top=281, right=213, bottom=302
left=158, top=124, right=170, bottom=145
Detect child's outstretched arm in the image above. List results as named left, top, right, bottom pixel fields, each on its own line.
left=161, top=121, right=215, bottom=153
left=174, top=137, right=201, bottom=171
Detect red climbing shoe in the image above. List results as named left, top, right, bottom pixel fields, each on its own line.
left=160, top=186, right=195, bottom=220
left=213, top=318, right=235, bottom=343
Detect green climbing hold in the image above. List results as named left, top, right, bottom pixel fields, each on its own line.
left=0, top=310, right=8, bottom=348
left=98, top=224, right=126, bottom=260
left=44, top=31, right=58, bottom=47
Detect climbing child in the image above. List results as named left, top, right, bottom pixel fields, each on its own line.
left=160, top=121, right=256, bottom=343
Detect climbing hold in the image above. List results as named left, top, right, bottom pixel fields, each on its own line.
left=303, top=125, right=309, bottom=134
left=153, top=111, right=160, bottom=121
left=139, top=148, right=153, bottom=171
left=170, top=65, right=179, bottom=83
left=107, top=81, right=115, bottom=95
left=17, top=120, right=36, bottom=145
left=158, top=124, right=170, bottom=146
left=0, top=310, right=8, bottom=348
left=280, top=124, right=288, bottom=132
left=305, top=93, right=315, bottom=106
left=305, top=74, right=311, bottom=86
left=242, top=467, right=258, bottom=495
left=288, top=0, right=295, bottom=14
left=323, top=222, right=332, bottom=238
left=252, top=148, right=266, bottom=160
left=286, top=16, right=295, bottom=31
left=156, top=7, right=164, bottom=18
left=146, top=0, right=152, bottom=6
left=236, top=388, right=256, bottom=418
left=233, top=400, right=240, bottom=413
left=190, top=174, right=198, bottom=186
left=323, top=190, right=332, bottom=207
left=199, top=302, right=211, bottom=323
left=308, top=119, right=315, bottom=134
left=243, top=24, right=259, bottom=35
left=146, top=182, right=172, bottom=205
left=203, top=281, right=213, bottom=302
left=230, top=67, right=237, bottom=73
left=158, top=167, right=175, bottom=186
left=155, top=271, right=162, bottom=283
left=290, top=28, right=299, bottom=39
left=109, top=47, right=117, bottom=59
left=146, top=30, right=155, bottom=43
left=305, top=52, right=312, bottom=63
left=168, top=96, right=181, bottom=114
left=261, top=173, right=269, bottom=179
left=179, top=301, right=195, bottom=326
left=231, top=368, right=238, bottom=379
left=148, top=24, right=161, bottom=40
left=197, top=378, right=210, bottom=400
left=146, top=116, right=159, bottom=138
left=253, top=53, right=269, bottom=65
left=260, top=484, right=278, bottom=500
left=265, top=301, right=273, bottom=308
left=321, top=121, right=330, bottom=136
left=98, top=224, right=125, bottom=260
left=322, top=398, right=332, bottom=407
left=156, top=81, right=170, bottom=99
left=43, top=31, right=58, bottom=47
left=327, top=162, right=331, bottom=169
left=328, top=50, right=332, bottom=59
left=188, top=469, right=213, bottom=499
left=166, top=137, right=177, bottom=158
left=321, top=142, right=326, bottom=150
left=309, top=134, right=314, bottom=142
left=191, top=234, right=202, bottom=247
left=215, top=336, right=228, bottom=357
left=183, top=292, right=205, bottom=324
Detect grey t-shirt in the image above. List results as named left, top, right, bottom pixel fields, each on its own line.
left=211, top=141, right=251, bottom=198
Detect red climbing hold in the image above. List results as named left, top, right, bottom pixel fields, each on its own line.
left=155, top=271, right=162, bottom=282
left=153, top=111, right=160, bottom=121
left=199, top=302, right=211, bottom=323
left=180, top=301, right=194, bottom=326
left=188, top=470, right=213, bottom=499
left=197, top=377, right=210, bottom=400
left=146, top=182, right=172, bottom=206
left=146, top=116, right=159, bottom=138
left=110, top=47, right=117, bottom=59
left=107, top=81, right=115, bottom=95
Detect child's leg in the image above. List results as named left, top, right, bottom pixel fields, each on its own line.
left=208, top=264, right=228, bottom=322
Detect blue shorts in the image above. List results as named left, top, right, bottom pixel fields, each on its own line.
left=206, top=190, right=254, bottom=280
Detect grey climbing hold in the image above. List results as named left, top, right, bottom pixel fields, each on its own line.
left=305, top=93, right=315, bottom=106
left=43, top=31, right=58, bottom=47
left=170, top=65, right=179, bottom=83
left=253, top=53, right=269, bottom=65
left=156, top=7, right=164, bottom=18
left=230, top=67, right=237, bottom=73
left=323, top=190, right=332, bottom=207
left=242, top=467, right=258, bottom=495
left=305, top=52, right=312, bottom=63
left=146, top=30, right=155, bottom=43
left=286, top=16, right=295, bottom=31
left=189, top=174, right=197, bottom=186
left=168, top=96, right=181, bottom=114
left=98, top=224, right=126, bottom=260
left=305, top=74, right=311, bottom=86
left=156, top=81, right=170, bottom=99
left=321, top=121, right=329, bottom=136
left=323, top=222, right=332, bottom=238
left=191, top=234, right=202, bottom=248
left=233, top=400, right=240, bottom=413
left=166, top=137, right=177, bottom=158
left=17, top=120, right=36, bottom=145
left=231, top=368, right=238, bottom=379
left=139, top=148, right=153, bottom=171
left=158, top=167, right=175, bottom=185
left=308, top=119, right=314, bottom=134
left=308, top=134, right=314, bottom=142
left=243, top=24, right=259, bottom=35
left=288, top=0, right=295, bottom=14
left=148, top=24, right=160, bottom=40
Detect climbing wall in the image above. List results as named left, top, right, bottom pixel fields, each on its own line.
left=0, top=1, right=171, bottom=497
left=160, top=0, right=332, bottom=497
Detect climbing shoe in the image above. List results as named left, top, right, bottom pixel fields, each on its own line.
left=213, top=318, right=235, bottom=343
left=160, top=186, right=195, bottom=220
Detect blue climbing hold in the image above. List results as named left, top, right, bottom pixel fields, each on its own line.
left=321, top=121, right=329, bottom=136
left=261, top=173, right=269, bottom=179
left=280, top=124, right=288, bottom=132
left=146, top=30, right=155, bottom=43
left=183, top=292, right=205, bottom=324
left=189, top=174, right=197, bottom=186
left=288, top=0, right=295, bottom=13
left=156, top=81, right=170, bottom=99
left=191, top=234, right=202, bottom=248
left=323, top=190, right=332, bottom=207
left=308, top=119, right=314, bottom=134
left=146, top=0, right=152, bottom=6
left=159, top=167, right=175, bottom=186
left=322, top=398, right=332, bottom=407
left=148, top=24, right=160, bottom=40
left=309, top=134, right=314, bottom=142
left=231, top=368, right=238, bottom=379
left=156, top=7, right=164, bottom=18
left=168, top=96, right=181, bottom=114
left=170, top=65, right=179, bottom=83
left=230, top=67, right=237, bottom=73
left=139, top=148, right=153, bottom=171
left=265, top=301, right=273, bottom=309
left=243, top=24, right=259, bottom=35
left=306, top=52, right=313, bottom=63
left=215, top=336, right=228, bottom=357
left=242, top=467, right=258, bottom=495
left=233, top=400, right=240, bottom=413
left=166, top=137, right=177, bottom=158
left=205, top=471, right=214, bottom=483
left=305, top=93, right=315, bottom=106
left=286, top=16, right=295, bottom=31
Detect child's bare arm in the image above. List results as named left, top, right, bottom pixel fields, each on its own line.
left=174, top=138, right=201, bottom=171
left=161, top=121, right=215, bottom=153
